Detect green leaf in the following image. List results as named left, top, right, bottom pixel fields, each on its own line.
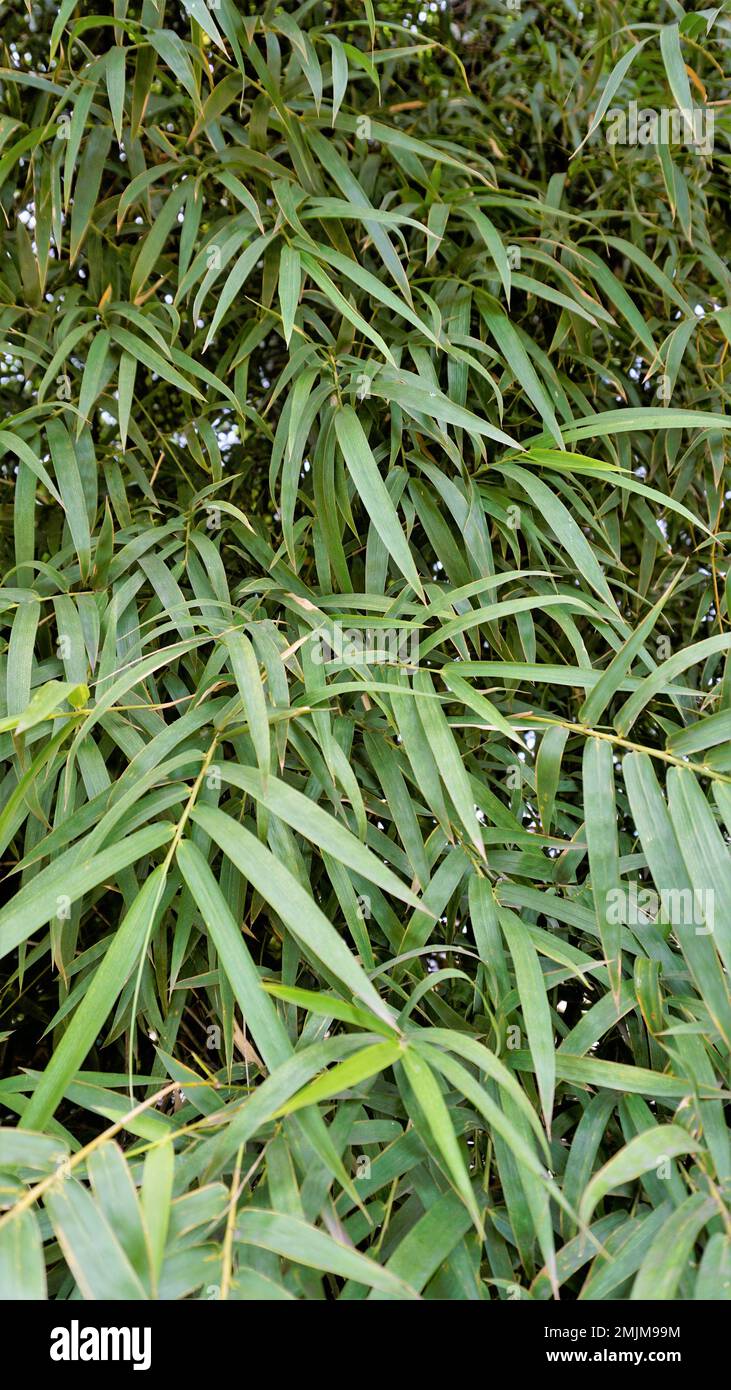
left=274, top=1040, right=402, bottom=1116
left=499, top=908, right=555, bottom=1132
left=69, top=126, right=113, bottom=264
left=632, top=1193, right=716, bottom=1300
left=278, top=245, right=301, bottom=348
left=141, top=1139, right=174, bottom=1291
left=0, top=1209, right=47, bottom=1300
left=579, top=1126, right=702, bottom=1226
left=44, top=1179, right=148, bottom=1300
left=189, top=803, right=396, bottom=1027
left=572, top=38, right=650, bottom=154
left=400, top=1043, right=482, bottom=1233
left=583, top=738, right=622, bottom=1002
left=235, top=1211, right=419, bottom=1298
left=335, top=406, right=424, bottom=598
left=22, top=867, right=169, bottom=1130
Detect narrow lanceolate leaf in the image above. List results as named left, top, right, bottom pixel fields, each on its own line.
left=0, top=1129, right=68, bottom=1170
left=615, top=634, right=731, bottom=736
left=370, top=1191, right=472, bottom=1299
left=189, top=803, right=396, bottom=1027
left=235, top=1211, right=419, bottom=1299
left=105, top=46, right=126, bottom=143
left=141, top=1139, right=174, bottom=1291
left=632, top=1193, right=716, bottom=1301
left=579, top=1126, right=702, bottom=1226
left=86, top=1144, right=150, bottom=1289
left=400, top=1044, right=482, bottom=1234
left=0, top=825, right=173, bottom=964
left=44, top=1180, right=148, bottom=1300
left=623, top=753, right=731, bottom=1050
left=224, top=632, right=271, bottom=782
left=666, top=768, right=731, bottom=976
left=413, top=669, right=485, bottom=860
left=176, top=839, right=293, bottom=1070
left=572, top=37, right=650, bottom=154
left=579, top=569, right=683, bottom=726
left=499, top=464, right=619, bottom=613
left=77, top=329, right=112, bottom=436
left=263, top=982, right=396, bottom=1036
left=499, top=908, right=555, bottom=1133
left=0, top=678, right=88, bottom=738
left=176, top=839, right=365, bottom=1204
left=47, top=420, right=92, bottom=580
left=583, top=738, right=622, bottom=1002
left=117, top=352, right=137, bottom=450
left=535, top=724, right=569, bottom=834
left=667, top=707, right=731, bottom=756
left=481, top=308, right=563, bottom=447
left=659, top=25, right=695, bottom=142
left=273, top=1040, right=402, bottom=1116
left=334, top=406, right=424, bottom=598
left=0, top=1209, right=47, bottom=1300
left=695, top=1234, right=731, bottom=1300
left=69, top=126, right=113, bottom=263
left=22, top=869, right=169, bottom=1131
left=215, top=764, right=425, bottom=911
left=278, top=245, right=301, bottom=348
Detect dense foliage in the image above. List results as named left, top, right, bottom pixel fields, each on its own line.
left=0, top=0, right=729, bottom=1301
